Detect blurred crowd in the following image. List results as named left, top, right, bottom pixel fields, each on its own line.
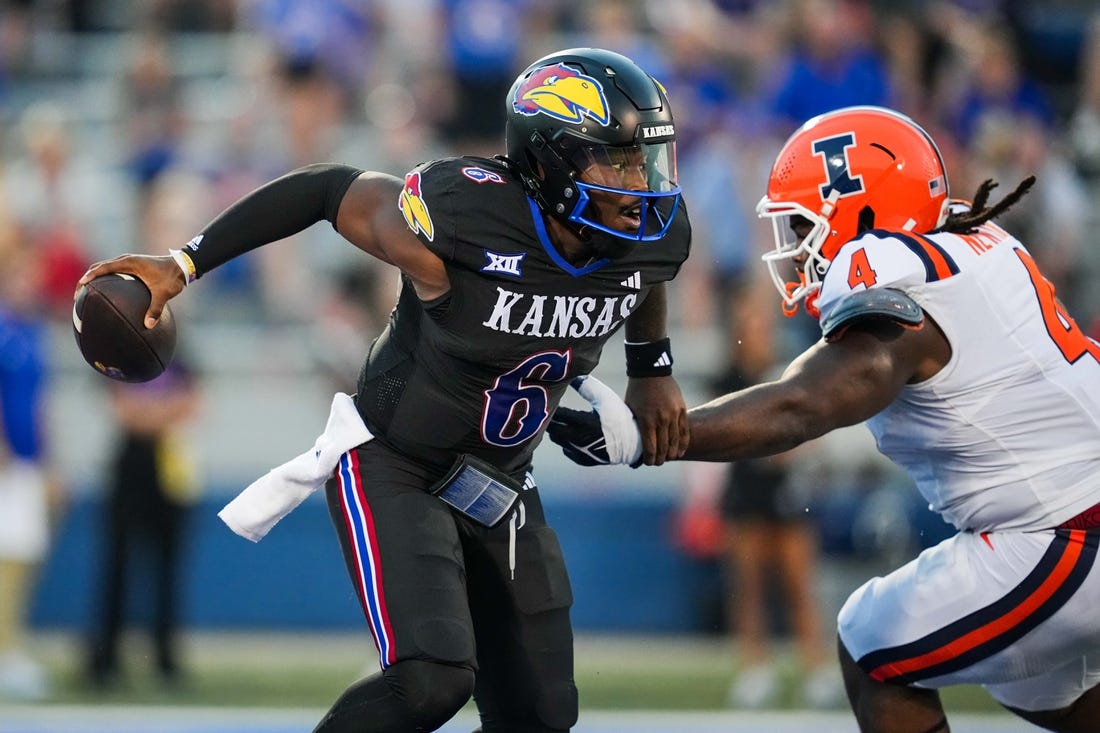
left=0, top=0, right=1097, bottom=341
left=1, top=0, right=1100, bottom=706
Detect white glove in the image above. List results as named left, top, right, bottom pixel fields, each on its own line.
left=547, top=375, right=643, bottom=467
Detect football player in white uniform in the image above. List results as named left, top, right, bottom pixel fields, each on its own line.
left=549, top=106, right=1100, bottom=732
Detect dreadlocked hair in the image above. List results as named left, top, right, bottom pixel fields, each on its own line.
left=937, top=175, right=1036, bottom=234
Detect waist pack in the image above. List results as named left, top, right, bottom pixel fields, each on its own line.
left=430, top=454, right=521, bottom=528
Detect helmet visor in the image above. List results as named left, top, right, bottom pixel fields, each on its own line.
left=572, top=142, right=678, bottom=193
left=567, top=142, right=681, bottom=242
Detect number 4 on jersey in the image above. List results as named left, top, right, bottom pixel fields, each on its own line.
left=847, top=247, right=878, bottom=290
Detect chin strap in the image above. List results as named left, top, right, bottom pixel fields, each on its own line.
left=805, top=290, right=821, bottom=319
left=782, top=273, right=821, bottom=319
left=782, top=281, right=800, bottom=317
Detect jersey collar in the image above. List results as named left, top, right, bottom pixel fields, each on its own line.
left=528, top=197, right=610, bottom=276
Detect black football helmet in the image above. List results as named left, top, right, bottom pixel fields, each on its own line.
left=505, top=47, right=681, bottom=259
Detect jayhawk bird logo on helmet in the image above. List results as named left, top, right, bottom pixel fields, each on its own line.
left=512, top=63, right=610, bottom=126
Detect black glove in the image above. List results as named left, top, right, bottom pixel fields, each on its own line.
left=546, top=376, right=643, bottom=467
left=548, top=407, right=613, bottom=466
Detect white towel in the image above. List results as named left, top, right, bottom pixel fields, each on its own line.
left=218, top=392, right=373, bottom=542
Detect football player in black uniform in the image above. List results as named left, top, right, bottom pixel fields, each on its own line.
left=78, top=48, right=691, bottom=733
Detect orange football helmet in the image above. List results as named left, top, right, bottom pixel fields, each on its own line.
left=757, top=106, right=950, bottom=317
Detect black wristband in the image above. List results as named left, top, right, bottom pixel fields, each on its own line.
left=625, top=338, right=673, bottom=377
left=182, top=163, right=363, bottom=278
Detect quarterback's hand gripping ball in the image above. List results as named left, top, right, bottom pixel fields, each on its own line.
left=73, top=273, right=177, bottom=382
left=547, top=375, right=643, bottom=467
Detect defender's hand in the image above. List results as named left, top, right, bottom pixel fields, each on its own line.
left=625, top=375, right=688, bottom=466
left=77, top=254, right=186, bottom=329
left=547, top=376, right=642, bottom=467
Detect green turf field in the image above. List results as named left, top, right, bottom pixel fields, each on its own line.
left=25, top=631, right=1006, bottom=715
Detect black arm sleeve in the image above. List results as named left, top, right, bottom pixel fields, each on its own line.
left=183, top=163, right=364, bottom=278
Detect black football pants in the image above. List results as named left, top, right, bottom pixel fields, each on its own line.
left=316, top=440, right=577, bottom=732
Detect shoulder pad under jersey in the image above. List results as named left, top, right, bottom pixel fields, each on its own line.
left=820, top=288, right=924, bottom=342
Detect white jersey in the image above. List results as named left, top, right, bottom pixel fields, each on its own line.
left=817, top=222, right=1100, bottom=532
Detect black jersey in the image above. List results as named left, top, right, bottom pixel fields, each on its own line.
left=356, top=156, right=691, bottom=475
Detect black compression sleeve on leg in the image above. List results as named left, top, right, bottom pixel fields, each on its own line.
left=312, top=660, right=473, bottom=733
left=183, top=163, right=363, bottom=278
left=916, top=718, right=949, bottom=733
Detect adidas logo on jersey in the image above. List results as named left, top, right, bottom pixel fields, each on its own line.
left=620, top=272, right=641, bottom=290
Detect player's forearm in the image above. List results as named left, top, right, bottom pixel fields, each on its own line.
left=624, top=283, right=668, bottom=341
left=623, top=284, right=675, bottom=378
left=682, top=382, right=821, bottom=462
left=183, top=164, right=363, bottom=278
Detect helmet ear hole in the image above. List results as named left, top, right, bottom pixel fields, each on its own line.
left=858, top=205, right=875, bottom=233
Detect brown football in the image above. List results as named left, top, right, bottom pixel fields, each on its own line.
left=72, top=274, right=176, bottom=383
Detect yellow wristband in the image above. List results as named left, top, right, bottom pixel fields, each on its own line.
left=168, top=248, right=197, bottom=285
